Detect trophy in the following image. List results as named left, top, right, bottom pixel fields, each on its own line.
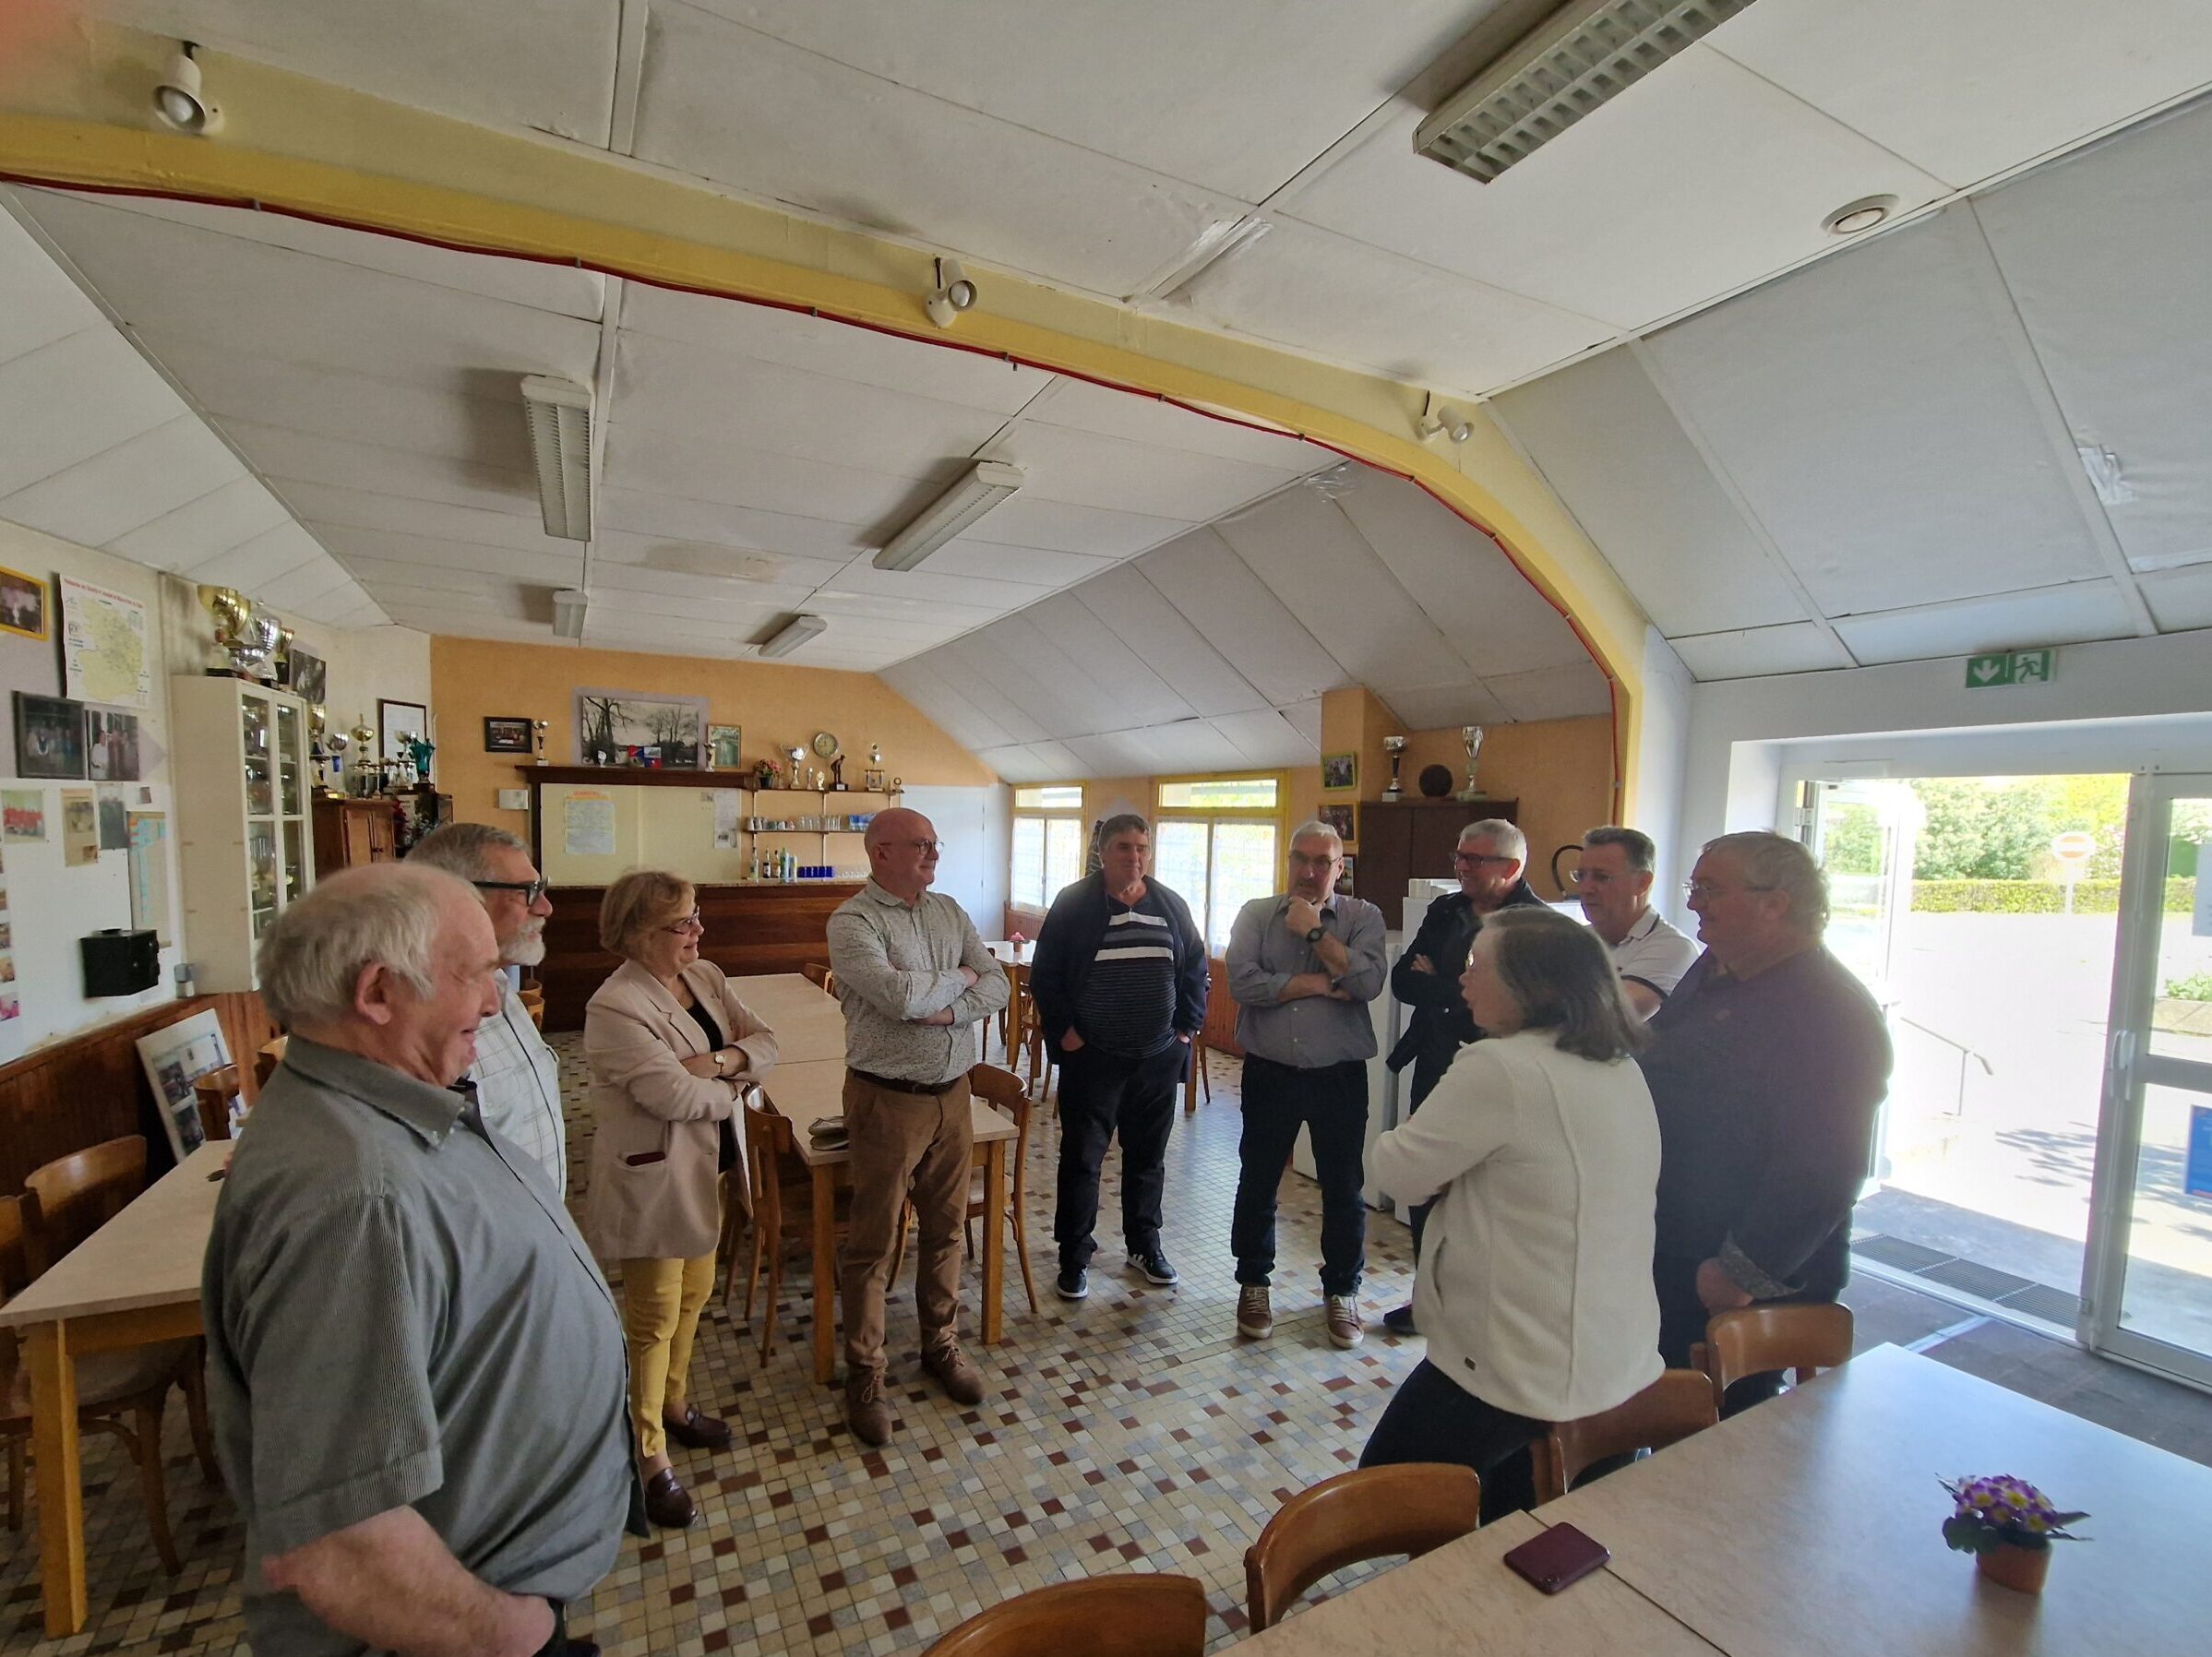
left=532, top=719, right=549, bottom=766
left=198, top=585, right=279, bottom=677
left=1456, top=725, right=1487, bottom=802
left=321, top=725, right=349, bottom=798
left=1381, top=734, right=1407, bottom=803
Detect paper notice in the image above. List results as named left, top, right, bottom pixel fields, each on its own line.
left=565, top=790, right=617, bottom=857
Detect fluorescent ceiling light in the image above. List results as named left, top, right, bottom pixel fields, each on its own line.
left=521, top=375, right=593, bottom=541
left=759, top=614, right=827, bottom=659
left=872, top=460, right=1024, bottom=572
left=1416, top=0, right=1761, bottom=185
left=552, top=588, right=588, bottom=639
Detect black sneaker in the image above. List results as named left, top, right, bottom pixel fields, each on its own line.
left=1382, top=1302, right=1417, bottom=1336
left=1055, top=1266, right=1089, bottom=1301
left=1131, top=1246, right=1178, bottom=1287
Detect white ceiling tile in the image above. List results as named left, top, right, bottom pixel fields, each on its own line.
left=1829, top=581, right=2137, bottom=666
left=1668, top=622, right=1856, bottom=681
left=975, top=744, right=1052, bottom=784
left=596, top=490, right=868, bottom=563
left=280, top=481, right=560, bottom=554
left=2136, top=564, right=2212, bottom=634
left=633, top=2, right=1249, bottom=297
left=1648, top=207, right=2109, bottom=615
left=800, top=588, right=1001, bottom=629
left=1134, top=719, right=1243, bottom=773
left=225, top=421, right=537, bottom=518
left=1069, top=565, right=1268, bottom=719
left=880, top=659, right=1018, bottom=753
left=818, top=561, right=1053, bottom=613
left=1279, top=47, right=1949, bottom=335
left=906, top=538, right=1115, bottom=588
left=1020, top=592, right=1191, bottom=729
left=315, top=526, right=584, bottom=587
left=193, top=521, right=328, bottom=593
left=1482, top=662, right=1614, bottom=721
left=978, top=614, right=1115, bottom=739
left=930, top=639, right=1052, bottom=745
left=0, top=209, right=104, bottom=364
left=957, top=495, right=1195, bottom=560
left=981, top=421, right=1305, bottom=523
left=107, top=475, right=291, bottom=570
left=1135, top=528, right=1345, bottom=708
left=1489, top=351, right=1808, bottom=636
left=1175, top=218, right=1611, bottom=394
left=1205, top=708, right=1316, bottom=769
left=1381, top=682, right=1512, bottom=730
left=0, top=328, right=186, bottom=496
left=1022, top=377, right=1326, bottom=475
left=335, top=554, right=518, bottom=600
left=1709, top=0, right=2212, bottom=189
left=0, top=415, right=243, bottom=549
left=254, top=556, right=358, bottom=613
left=1279, top=698, right=1324, bottom=748
left=604, top=422, right=945, bottom=528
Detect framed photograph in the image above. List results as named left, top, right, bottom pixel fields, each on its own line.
left=136, top=1008, right=233, bottom=1162
left=1321, top=752, right=1357, bottom=791
left=287, top=647, right=327, bottom=705
left=0, top=566, right=47, bottom=641
left=85, top=709, right=141, bottom=781
left=1337, top=853, right=1357, bottom=896
left=1320, top=803, right=1356, bottom=842
left=14, top=691, right=87, bottom=779
left=484, top=716, right=533, bottom=754
left=378, top=698, right=429, bottom=764
left=708, top=723, right=744, bottom=770
left=575, top=687, right=707, bottom=769
left=863, top=768, right=885, bottom=792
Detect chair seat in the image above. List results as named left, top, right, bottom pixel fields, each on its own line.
left=5, top=1338, right=191, bottom=1423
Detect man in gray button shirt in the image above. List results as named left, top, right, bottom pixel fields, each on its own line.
left=203, top=865, right=634, bottom=1657
left=1226, top=819, right=1388, bottom=1352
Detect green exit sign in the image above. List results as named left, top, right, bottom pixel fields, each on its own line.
left=1966, top=649, right=2055, bottom=689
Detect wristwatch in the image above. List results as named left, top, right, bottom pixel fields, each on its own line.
left=712, top=1049, right=731, bottom=1078
left=1304, top=924, right=1325, bottom=944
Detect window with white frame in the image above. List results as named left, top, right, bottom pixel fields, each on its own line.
left=1010, top=785, right=1084, bottom=911
left=1153, top=776, right=1282, bottom=952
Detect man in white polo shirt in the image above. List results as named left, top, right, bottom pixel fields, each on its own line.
left=1574, top=825, right=1699, bottom=1019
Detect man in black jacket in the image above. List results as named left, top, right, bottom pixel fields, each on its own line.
left=1381, top=817, right=1548, bottom=1333
left=1031, top=814, right=1209, bottom=1300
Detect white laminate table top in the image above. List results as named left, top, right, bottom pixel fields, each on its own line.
left=0, top=1142, right=230, bottom=1327
left=728, top=972, right=848, bottom=1065
left=761, top=1058, right=1017, bottom=1169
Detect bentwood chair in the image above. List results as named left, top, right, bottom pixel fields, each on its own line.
left=924, top=1573, right=1208, bottom=1657
left=888, top=1064, right=1040, bottom=1314
left=1244, top=1462, right=1483, bottom=1631
left=1532, top=1370, right=1718, bottom=1504
left=1694, top=1303, right=1855, bottom=1413
left=731, top=1101, right=860, bottom=1364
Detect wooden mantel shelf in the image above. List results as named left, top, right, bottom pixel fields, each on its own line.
left=517, top=765, right=755, bottom=787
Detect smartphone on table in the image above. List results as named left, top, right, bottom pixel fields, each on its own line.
left=1502, top=1522, right=1610, bottom=1594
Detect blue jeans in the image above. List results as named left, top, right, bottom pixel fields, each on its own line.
left=1231, top=1055, right=1369, bottom=1297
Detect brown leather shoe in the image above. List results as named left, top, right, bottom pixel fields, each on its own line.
left=1326, top=1293, right=1365, bottom=1350
left=1237, top=1284, right=1273, bottom=1341
left=663, top=1405, right=732, bottom=1451
left=845, top=1368, right=893, bottom=1446
left=642, top=1467, right=697, bottom=1529
left=921, top=1340, right=986, bottom=1406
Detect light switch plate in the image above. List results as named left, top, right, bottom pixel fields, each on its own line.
left=497, top=788, right=530, bottom=811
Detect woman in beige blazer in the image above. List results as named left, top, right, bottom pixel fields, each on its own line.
left=584, top=870, right=777, bottom=1530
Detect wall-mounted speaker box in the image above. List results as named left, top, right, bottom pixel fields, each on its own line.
left=82, top=928, right=161, bottom=997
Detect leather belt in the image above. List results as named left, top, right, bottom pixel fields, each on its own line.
left=851, top=1067, right=959, bottom=1097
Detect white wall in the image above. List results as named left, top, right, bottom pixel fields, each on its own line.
left=895, top=784, right=1010, bottom=935
left=1634, top=625, right=1695, bottom=899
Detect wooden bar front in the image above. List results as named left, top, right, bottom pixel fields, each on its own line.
left=538, top=881, right=862, bottom=1030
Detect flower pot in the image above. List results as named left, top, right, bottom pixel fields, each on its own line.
left=1976, top=1541, right=2051, bottom=1594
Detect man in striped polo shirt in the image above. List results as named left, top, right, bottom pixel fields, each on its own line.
left=1031, top=814, right=1209, bottom=1300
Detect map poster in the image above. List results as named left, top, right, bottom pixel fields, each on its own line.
left=128, top=810, right=173, bottom=945
left=59, top=575, right=153, bottom=709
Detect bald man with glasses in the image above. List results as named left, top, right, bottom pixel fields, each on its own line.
left=1381, top=817, right=1548, bottom=1334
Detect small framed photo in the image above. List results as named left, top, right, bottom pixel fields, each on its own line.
left=15, top=691, right=86, bottom=779
left=708, top=723, right=744, bottom=770
left=1321, top=752, right=1357, bottom=791
left=1320, top=804, right=1356, bottom=842
left=0, top=566, right=48, bottom=641
left=1337, top=853, right=1357, bottom=895
left=484, top=716, right=533, bottom=754
left=863, top=769, right=885, bottom=792
left=286, top=646, right=327, bottom=705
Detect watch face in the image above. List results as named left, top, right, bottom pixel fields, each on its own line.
left=811, top=731, right=839, bottom=758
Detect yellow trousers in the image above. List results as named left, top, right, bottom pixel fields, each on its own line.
left=620, top=1250, right=716, bottom=1460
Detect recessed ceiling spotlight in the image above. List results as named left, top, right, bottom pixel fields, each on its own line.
left=152, top=42, right=222, bottom=135
left=1823, top=195, right=1898, bottom=236
left=925, top=257, right=977, bottom=328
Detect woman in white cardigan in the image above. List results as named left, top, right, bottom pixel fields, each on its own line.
left=1361, top=907, right=1661, bottom=1519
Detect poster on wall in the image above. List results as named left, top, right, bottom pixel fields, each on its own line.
left=564, top=790, right=616, bottom=857
left=96, top=783, right=129, bottom=850
left=135, top=1010, right=232, bottom=1162
left=2, top=790, right=43, bottom=841
left=712, top=788, right=743, bottom=849
left=58, top=575, right=153, bottom=709
left=60, top=788, right=99, bottom=865
left=0, top=836, right=14, bottom=1021
left=85, top=709, right=143, bottom=781
left=127, top=810, right=173, bottom=945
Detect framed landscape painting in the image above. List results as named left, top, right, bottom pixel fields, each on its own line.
left=575, top=688, right=707, bottom=768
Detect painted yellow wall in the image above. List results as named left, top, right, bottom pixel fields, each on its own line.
left=431, top=637, right=994, bottom=839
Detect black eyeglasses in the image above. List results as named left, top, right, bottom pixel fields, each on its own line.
left=1453, top=852, right=1518, bottom=867
left=474, top=878, right=550, bottom=904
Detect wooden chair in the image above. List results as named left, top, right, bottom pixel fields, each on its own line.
left=731, top=1103, right=862, bottom=1364
left=801, top=961, right=837, bottom=997
left=22, top=1136, right=149, bottom=1275
left=518, top=985, right=546, bottom=1030
left=1694, top=1303, right=1855, bottom=1413
left=1244, top=1462, right=1483, bottom=1632
left=2, top=1193, right=213, bottom=1573
left=965, top=1064, right=1038, bottom=1313
left=1533, top=1370, right=1718, bottom=1504
left=255, top=1036, right=288, bottom=1091
left=924, top=1573, right=1208, bottom=1657
left=192, top=1064, right=242, bottom=1144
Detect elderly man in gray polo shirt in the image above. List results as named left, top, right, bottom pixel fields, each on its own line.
left=203, top=864, right=634, bottom=1657
left=1226, top=819, right=1388, bottom=1351
left=826, top=806, right=1010, bottom=1447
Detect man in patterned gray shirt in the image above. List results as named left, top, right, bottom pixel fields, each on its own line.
left=409, top=822, right=568, bottom=1194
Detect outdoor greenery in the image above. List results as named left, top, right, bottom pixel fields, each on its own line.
left=2165, top=971, right=2212, bottom=1002
left=1909, top=877, right=2195, bottom=914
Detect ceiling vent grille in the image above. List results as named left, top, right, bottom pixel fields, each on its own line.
left=1416, top=0, right=1760, bottom=184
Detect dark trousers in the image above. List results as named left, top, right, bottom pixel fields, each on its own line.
left=1054, top=1040, right=1185, bottom=1270
left=1231, top=1055, right=1369, bottom=1297
left=1655, top=1252, right=1817, bottom=1417
left=1401, top=1055, right=1453, bottom=1265
left=1360, top=1358, right=1540, bottom=1522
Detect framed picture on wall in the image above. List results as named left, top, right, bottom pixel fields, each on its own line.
left=1319, top=804, right=1356, bottom=842
left=287, top=647, right=327, bottom=705
left=1338, top=853, right=1357, bottom=896
left=0, top=566, right=47, bottom=641
left=14, top=692, right=86, bottom=779
left=379, top=698, right=429, bottom=763
left=1321, top=752, right=1357, bottom=791
left=575, top=687, right=707, bottom=769
left=707, top=723, right=743, bottom=770
left=85, top=709, right=143, bottom=781
left=484, top=716, right=533, bottom=754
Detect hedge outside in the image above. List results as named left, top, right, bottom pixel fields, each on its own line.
left=1905, top=878, right=2195, bottom=915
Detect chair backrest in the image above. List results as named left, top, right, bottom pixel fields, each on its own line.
left=1535, top=1370, right=1718, bottom=1503
left=1244, top=1462, right=1483, bottom=1632
left=256, top=1035, right=288, bottom=1090
left=21, top=1135, right=148, bottom=1275
left=967, top=1063, right=1031, bottom=1147
left=193, top=1064, right=242, bottom=1143
left=1704, top=1303, right=1854, bottom=1401
left=801, top=961, right=837, bottom=998
left=925, top=1574, right=1207, bottom=1657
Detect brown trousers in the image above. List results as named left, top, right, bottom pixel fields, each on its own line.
left=838, top=1071, right=974, bottom=1376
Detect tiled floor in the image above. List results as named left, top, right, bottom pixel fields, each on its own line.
left=5, top=1034, right=2208, bottom=1655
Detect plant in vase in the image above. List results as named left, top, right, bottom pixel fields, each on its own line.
left=1940, top=1475, right=2088, bottom=1594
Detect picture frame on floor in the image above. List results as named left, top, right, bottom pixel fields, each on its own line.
left=1321, top=752, right=1357, bottom=791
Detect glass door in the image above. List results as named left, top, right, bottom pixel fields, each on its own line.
left=2085, top=773, right=2212, bottom=1389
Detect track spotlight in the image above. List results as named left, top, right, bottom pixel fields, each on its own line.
left=1418, top=393, right=1473, bottom=444
left=153, top=42, right=222, bottom=135
left=925, top=257, right=978, bottom=328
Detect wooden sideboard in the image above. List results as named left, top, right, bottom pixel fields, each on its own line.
left=1355, top=797, right=1519, bottom=923
left=312, top=796, right=401, bottom=876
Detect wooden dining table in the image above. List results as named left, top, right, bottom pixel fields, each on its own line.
left=0, top=1140, right=231, bottom=1638
left=983, top=941, right=1031, bottom=1079
left=728, top=970, right=855, bottom=1064
left=1245, top=1343, right=2212, bottom=1656
left=760, top=1055, right=1020, bottom=1385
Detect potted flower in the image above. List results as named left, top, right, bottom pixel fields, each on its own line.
left=1940, top=1475, right=2088, bottom=1594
